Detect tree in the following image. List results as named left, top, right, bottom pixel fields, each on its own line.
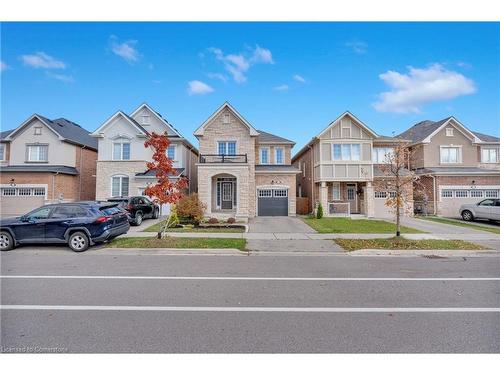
left=316, top=202, right=323, bottom=219
left=377, top=141, right=422, bottom=237
left=143, top=132, right=188, bottom=237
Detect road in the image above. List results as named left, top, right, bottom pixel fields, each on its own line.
left=1, top=248, right=499, bottom=353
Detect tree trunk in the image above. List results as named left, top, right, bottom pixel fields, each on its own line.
left=396, top=201, right=401, bottom=237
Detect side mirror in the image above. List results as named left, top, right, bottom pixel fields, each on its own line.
left=20, top=216, right=29, bottom=222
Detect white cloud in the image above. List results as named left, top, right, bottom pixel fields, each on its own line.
left=207, top=45, right=274, bottom=83
left=20, top=52, right=66, bottom=69
left=373, top=64, right=477, bottom=113
left=274, top=84, right=289, bottom=91
left=293, top=74, right=306, bottom=83
left=46, top=72, right=75, bottom=83
left=110, top=36, right=140, bottom=63
left=207, top=72, right=228, bottom=82
left=345, top=40, right=368, bottom=54
left=457, top=61, right=472, bottom=69
left=187, top=80, right=214, bottom=95
left=0, top=61, right=8, bottom=72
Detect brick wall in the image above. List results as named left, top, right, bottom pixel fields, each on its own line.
left=75, top=146, right=97, bottom=200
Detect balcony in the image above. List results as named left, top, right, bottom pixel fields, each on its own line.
left=199, top=154, right=248, bottom=163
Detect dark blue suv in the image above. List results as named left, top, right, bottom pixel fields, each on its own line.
left=0, top=202, right=130, bottom=252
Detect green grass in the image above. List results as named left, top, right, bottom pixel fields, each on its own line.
left=144, top=221, right=245, bottom=233
left=303, top=217, right=423, bottom=234
left=107, top=237, right=247, bottom=250
left=418, top=216, right=500, bottom=235
left=335, top=237, right=486, bottom=251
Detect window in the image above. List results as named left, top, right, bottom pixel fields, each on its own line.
left=275, top=147, right=284, bottom=164
left=258, top=189, right=272, bottom=197
left=2, top=188, right=16, bottom=196
left=445, top=128, right=454, bottom=137
left=260, top=148, right=269, bottom=164
left=440, top=147, right=460, bottom=164
left=479, top=199, right=495, bottom=206
left=485, top=190, right=499, bottom=198
left=373, top=147, right=395, bottom=163
left=302, top=161, right=306, bottom=177
left=18, top=188, right=33, bottom=196
left=218, top=141, right=236, bottom=155
left=389, top=191, right=397, bottom=198
left=332, top=183, right=340, bottom=200
left=52, top=206, right=89, bottom=219
left=333, top=144, right=361, bottom=161
left=482, top=148, right=498, bottom=163
left=140, top=113, right=150, bottom=125
left=27, top=145, right=48, bottom=162
left=455, top=190, right=469, bottom=198
left=273, top=189, right=288, bottom=197
left=34, top=126, right=42, bottom=135
left=471, top=190, right=483, bottom=198
left=442, top=190, right=453, bottom=198
left=113, top=141, right=130, bottom=160
left=26, top=207, right=51, bottom=220
left=111, top=176, right=129, bottom=197
left=167, top=145, right=176, bottom=160
left=0, top=144, right=5, bottom=161
left=374, top=191, right=387, bottom=199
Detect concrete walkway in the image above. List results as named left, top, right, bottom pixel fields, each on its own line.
left=248, top=217, right=315, bottom=233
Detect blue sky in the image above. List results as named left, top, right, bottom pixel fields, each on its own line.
left=1, top=22, right=499, bottom=151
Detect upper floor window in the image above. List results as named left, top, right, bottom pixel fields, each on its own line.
left=113, top=141, right=131, bottom=160
left=34, top=126, right=42, bottom=135
left=111, top=176, right=129, bottom=197
left=445, top=128, right=454, bottom=137
left=27, top=144, right=48, bottom=162
left=0, top=144, right=5, bottom=161
left=167, top=145, right=176, bottom=160
left=218, top=141, right=236, bottom=155
left=482, top=148, right=498, bottom=163
left=440, top=146, right=460, bottom=164
left=140, top=113, right=150, bottom=125
left=260, top=147, right=269, bottom=164
left=373, top=147, right=394, bottom=163
left=275, top=147, right=284, bottom=164
left=333, top=144, right=360, bottom=161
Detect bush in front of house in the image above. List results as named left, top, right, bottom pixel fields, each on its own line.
left=227, top=217, right=236, bottom=224
left=176, top=193, right=206, bottom=224
left=208, top=217, right=219, bottom=224
left=316, top=202, right=323, bottom=219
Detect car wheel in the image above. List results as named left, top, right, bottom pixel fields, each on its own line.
left=461, top=210, right=474, bottom=222
left=0, top=231, right=15, bottom=251
left=153, top=208, right=159, bottom=219
left=68, top=231, right=90, bottom=252
left=134, top=212, right=143, bottom=226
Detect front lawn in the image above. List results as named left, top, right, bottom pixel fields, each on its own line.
left=418, top=216, right=500, bottom=235
left=143, top=221, right=245, bottom=233
left=107, top=237, right=247, bottom=250
left=303, top=217, right=423, bottom=234
left=335, top=237, right=486, bottom=251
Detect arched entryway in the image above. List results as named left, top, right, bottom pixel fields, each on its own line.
left=211, top=173, right=237, bottom=213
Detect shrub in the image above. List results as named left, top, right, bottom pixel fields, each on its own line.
left=227, top=217, right=236, bottom=224
left=176, top=193, right=206, bottom=224
left=208, top=217, right=219, bottom=224
left=316, top=202, right=323, bottom=219
left=166, top=204, right=180, bottom=228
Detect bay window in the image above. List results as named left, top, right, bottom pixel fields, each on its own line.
left=333, top=144, right=360, bottom=161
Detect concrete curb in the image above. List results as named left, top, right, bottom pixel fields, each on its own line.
left=96, top=248, right=248, bottom=256
left=348, top=249, right=500, bottom=257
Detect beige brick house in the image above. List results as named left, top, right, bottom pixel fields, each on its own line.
left=194, top=102, right=300, bottom=221
left=0, top=114, right=97, bottom=217
left=398, top=117, right=500, bottom=217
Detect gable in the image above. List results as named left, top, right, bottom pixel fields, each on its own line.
left=10, top=117, right=62, bottom=143
left=319, top=112, right=377, bottom=140
left=6, top=115, right=62, bottom=141
left=130, top=104, right=179, bottom=136
left=422, top=118, right=480, bottom=144
left=194, top=102, right=259, bottom=137
left=92, top=111, right=146, bottom=138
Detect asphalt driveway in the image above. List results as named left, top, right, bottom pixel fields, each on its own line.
left=248, top=217, right=315, bottom=233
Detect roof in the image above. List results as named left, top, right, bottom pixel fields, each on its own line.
left=397, top=118, right=451, bottom=143
left=257, top=130, right=295, bottom=145
left=0, top=165, right=79, bottom=175
left=255, top=165, right=301, bottom=173
left=415, top=167, right=500, bottom=176
left=373, top=135, right=410, bottom=143
left=373, top=165, right=412, bottom=177
left=135, top=168, right=185, bottom=178
left=0, top=129, right=13, bottom=140
left=473, top=131, right=500, bottom=143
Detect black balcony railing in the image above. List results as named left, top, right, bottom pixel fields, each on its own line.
left=199, top=154, right=248, bottom=163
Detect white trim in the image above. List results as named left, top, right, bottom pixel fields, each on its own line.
left=91, top=111, right=146, bottom=137
left=439, top=145, right=462, bottom=164
left=422, top=117, right=482, bottom=144
left=274, top=146, right=285, bottom=164
left=217, top=140, right=238, bottom=155
left=110, top=174, right=130, bottom=197
left=0, top=143, right=6, bottom=161
left=130, top=103, right=182, bottom=137
left=5, top=114, right=63, bottom=141
left=317, top=111, right=378, bottom=140
left=194, top=102, right=260, bottom=137
left=256, top=184, right=290, bottom=190
left=112, top=141, right=131, bottom=161
left=259, top=146, right=270, bottom=164
left=440, top=185, right=500, bottom=190
left=167, top=144, right=177, bottom=161
left=0, top=183, right=48, bottom=199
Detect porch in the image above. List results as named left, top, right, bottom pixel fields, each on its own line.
left=318, top=181, right=375, bottom=217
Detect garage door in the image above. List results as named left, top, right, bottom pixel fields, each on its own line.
left=257, top=189, right=288, bottom=216
left=1, top=187, right=46, bottom=218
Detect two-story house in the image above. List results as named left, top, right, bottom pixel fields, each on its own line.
left=292, top=111, right=413, bottom=218
left=91, top=103, right=198, bottom=214
left=398, top=117, right=500, bottom=217
left=0, top=114, right=97, bottom=217
left=194, top=102, right=300, bottom=220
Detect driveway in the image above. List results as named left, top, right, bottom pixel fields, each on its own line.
left=248, top=217, right=316, bottom=233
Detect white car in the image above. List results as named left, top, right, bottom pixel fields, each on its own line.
left=459, top=199, right=500, bottom=222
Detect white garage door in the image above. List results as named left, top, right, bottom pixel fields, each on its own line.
left=1, top=186, right=47, bottom=218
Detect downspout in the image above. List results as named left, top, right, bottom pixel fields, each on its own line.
left=52, top=171, right=60, bottom=202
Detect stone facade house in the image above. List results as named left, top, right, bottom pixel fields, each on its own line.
left=194, top=102, right=300, bottom=221
left=292, top=111, right=414, bottom=218
left=398, top=117, right=500, bottom=217
left=91, top=103, right=198, bottom=214
left=0, top=114, right=97, bottom=217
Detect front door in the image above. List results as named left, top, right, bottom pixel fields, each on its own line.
left=221, top=182, right=233, bottom=209
left=346, top=183, right=357, bottom=214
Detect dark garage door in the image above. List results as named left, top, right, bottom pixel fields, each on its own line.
left=257, top=189, right=288, bottom=216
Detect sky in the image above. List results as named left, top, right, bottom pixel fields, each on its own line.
left=1, top=22, right=499, bottom=152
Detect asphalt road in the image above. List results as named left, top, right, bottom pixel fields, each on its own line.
left=1, top=248, right=499, bottom=353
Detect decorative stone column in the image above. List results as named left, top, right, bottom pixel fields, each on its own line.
left=365, top=181, right=375, bottom=218
left=319, top=181, right=328, bottom=215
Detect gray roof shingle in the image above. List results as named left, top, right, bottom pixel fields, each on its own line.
left=135, top=168, right=185, bottom=177
left=473, top=131, right=500, bottom=143
left=415, top=167, right=500, bottom=175
left=257, top=130, right=295, bottom=145
left=0, top=165, right=78, bottom=175
left=397, top=118, right=452, bottom=143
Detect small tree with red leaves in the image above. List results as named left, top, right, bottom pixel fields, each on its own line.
left=143, top=132, right=188, bottom=236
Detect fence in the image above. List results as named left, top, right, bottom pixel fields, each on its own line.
left=296, top=197, right=309, bottom=215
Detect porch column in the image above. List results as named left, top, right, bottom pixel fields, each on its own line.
left=319, top=181, right=328, bottom=214
left=365, top=181, right=375, bottom=218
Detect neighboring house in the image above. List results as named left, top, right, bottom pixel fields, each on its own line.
left=194, top=102, right=300, bottom=220
left=398, top=117, right=500, bottom=217
left=0, top=114, right=97, bottom=217
left=292, top=111, right=413, bottom=218
left=91, top=103, right=198, bottom=214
